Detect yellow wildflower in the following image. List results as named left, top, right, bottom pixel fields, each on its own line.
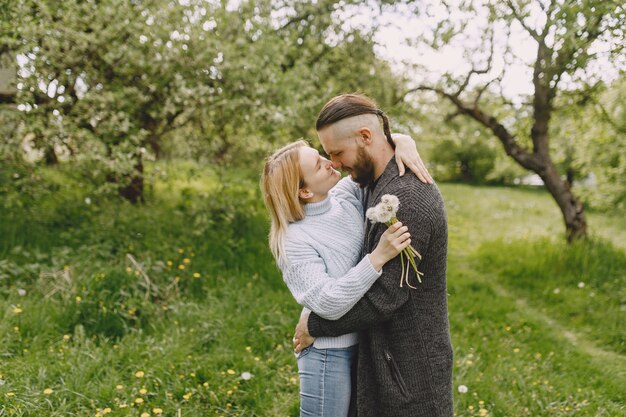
left=139, top=388, right=147, bottom=394
left=227, top=369, right=236, bottom=375
left=76, top=296, right=82, bottom=303
left=141, top=413, right=150, bottom=417
left=182, top=392, right=192, bottom=400
left=193, top=273, right=200, bottom=278
left=12, top=306, right=23, bottom=314
left=63, top=335, right=71, bottom=341
left=134, top=397, right=144, bottom=404
left=152, top=408, right=163, bottom=415
left=135, top=371, right=145, bottom=378
left=43, top=388, right=53, bottom=395
left=178, top=265, right=185, bottom=270
left=183, top=258, right=191, bottom=264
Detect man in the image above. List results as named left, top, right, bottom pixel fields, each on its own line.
left=293, top=94, right=453, bottom=416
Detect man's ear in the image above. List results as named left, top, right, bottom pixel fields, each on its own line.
left=298, top=188, right=313, bottom=200
left=357, top=127, right=373, bottom=145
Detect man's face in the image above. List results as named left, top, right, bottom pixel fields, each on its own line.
left=318, top=126, right=375, bottom=187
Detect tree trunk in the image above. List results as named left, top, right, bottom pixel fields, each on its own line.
left=43, top=145, right=58, bottom=165
left=119, top=154, right=144, bottom=204
left=539, top=163, right=587, bottom=242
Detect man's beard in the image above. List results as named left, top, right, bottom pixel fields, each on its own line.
left=351, top=146, right=376, bottom=188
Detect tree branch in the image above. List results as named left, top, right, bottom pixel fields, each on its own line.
left=413, top=85, right=542, bottom=172
left=506, top=0, right=542, bottom=42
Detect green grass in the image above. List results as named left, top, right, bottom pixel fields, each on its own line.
left=0, top=165, right=624, bottom=416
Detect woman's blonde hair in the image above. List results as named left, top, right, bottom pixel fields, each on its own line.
left=261, top=139, right=309, bottom=263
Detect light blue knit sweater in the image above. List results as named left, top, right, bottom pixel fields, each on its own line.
left=280, top=177, right=382, bottom=349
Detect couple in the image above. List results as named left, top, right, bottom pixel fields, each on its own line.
left=261, top=94, right=453, bottom=417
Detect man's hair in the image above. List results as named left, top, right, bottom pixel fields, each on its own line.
left=315, top=93, right=395, bottom=148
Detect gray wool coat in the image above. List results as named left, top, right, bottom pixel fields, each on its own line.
left=307, top=158, right=453, bottom=417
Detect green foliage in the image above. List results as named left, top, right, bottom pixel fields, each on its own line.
left=1, top=165, right=625, bottom=415
left=476, top=237, right=626, bottom=354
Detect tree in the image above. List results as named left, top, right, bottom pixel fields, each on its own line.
left=399, top=0, right=625, bottom=242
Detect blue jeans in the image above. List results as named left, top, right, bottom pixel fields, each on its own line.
left=296, top=345, right=358, bottom=417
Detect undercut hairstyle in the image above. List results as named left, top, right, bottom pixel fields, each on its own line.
left=315, top=93, right=395, bottom=149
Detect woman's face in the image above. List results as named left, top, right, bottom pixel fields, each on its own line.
left=298, top=146, right=341, bottom=202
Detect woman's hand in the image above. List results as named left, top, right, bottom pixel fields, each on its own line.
left=369, top=222, right=411, bottom=272
left=392, top=133, right=434, bottom=184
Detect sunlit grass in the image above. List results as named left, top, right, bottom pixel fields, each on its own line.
left=0, top=165, right=624, bottom=415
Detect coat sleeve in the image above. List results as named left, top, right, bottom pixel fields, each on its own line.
left=307, top=185, right=434, bottom=337
left=281, top=237, right=382, bottom=320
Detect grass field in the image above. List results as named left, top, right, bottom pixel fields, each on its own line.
left=0, top=163, right=624, bottom=416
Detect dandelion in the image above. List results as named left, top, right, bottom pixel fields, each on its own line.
left=116, top=384, right=124, bottom=390
left=17, top=288, right=26, bottom=296
left=134, top=398, right=144, bottom=404
left=458, top=384, right=468, bottom=394
left=183, top=258, right=191, bottom=264
left=135, top=371, right=145, bottom=378
left=227, top=390, right=233, bottom=395
left=75, top=296, right=82, bottom=303
left=577, top=281, right=585, bottom=288
left=513, top=348, right=520, bottom=353
left=241, top=372, right=253, bottom=381
left=178, top=265, right=185, bottom=270
left=63, top=335, right=71, bottom=341
left=553, top=288, right=561, bottom=294
left=126, top=267, right=133, bottom=273
left=7, top=392, right=15, bottom=397
left=85, top=197, right=92, bottom=205
left=141, top=413, right=150, bottom=417
left=366, top=194, right=423, bottom=288
left=139, top=388, right=147, bottom=394
left=182, top=392, right=192, bottom=400
left=102, top=408, right=112, bottom=414
left=167, top=260, right=173, bottom=267
left=505, top=326, right=511, bottom=331
left=118, top=403, right=128, bottom=408
left=245, top=346, right=252, bottom=352
left=153, top=409, right=163, bottom=415
left=178, top=248, right=184, bottom=254
left=479, top=409, right=488, bottom=416
left=11, top=305, right=23, bottom=314
left=227, top=369, right=236, bottom=375
left=193, top=273, right=200, bottom=278
left=43, top=388, right=54, bottom=395
left=203, top=382, right=209, bottom=387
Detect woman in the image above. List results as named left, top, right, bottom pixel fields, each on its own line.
left=261, top=137, right=430, bottom=417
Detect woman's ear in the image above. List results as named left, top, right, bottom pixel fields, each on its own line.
left=298, top=188, right=313, bottom=201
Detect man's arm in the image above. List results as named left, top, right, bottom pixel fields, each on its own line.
left=306, top=185, right=434, bottom=338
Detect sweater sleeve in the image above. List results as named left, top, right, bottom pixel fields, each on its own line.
left=330, top=177, right=364, bottom=211
left=307, top=184, right=435, bottom=336
left=280, top=237, right=382, bottom=320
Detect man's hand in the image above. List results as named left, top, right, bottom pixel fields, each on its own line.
left=392, top=133, right=434, bottom=183
left=293, top=312, right=315, bottom=353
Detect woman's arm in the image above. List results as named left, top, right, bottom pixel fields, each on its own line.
left=392, top=133, right=433, bottom=183
left=281, top=223, right=410, bottom=320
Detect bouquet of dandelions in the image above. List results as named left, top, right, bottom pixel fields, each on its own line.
left=366, top=194, right=424, bottom=288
